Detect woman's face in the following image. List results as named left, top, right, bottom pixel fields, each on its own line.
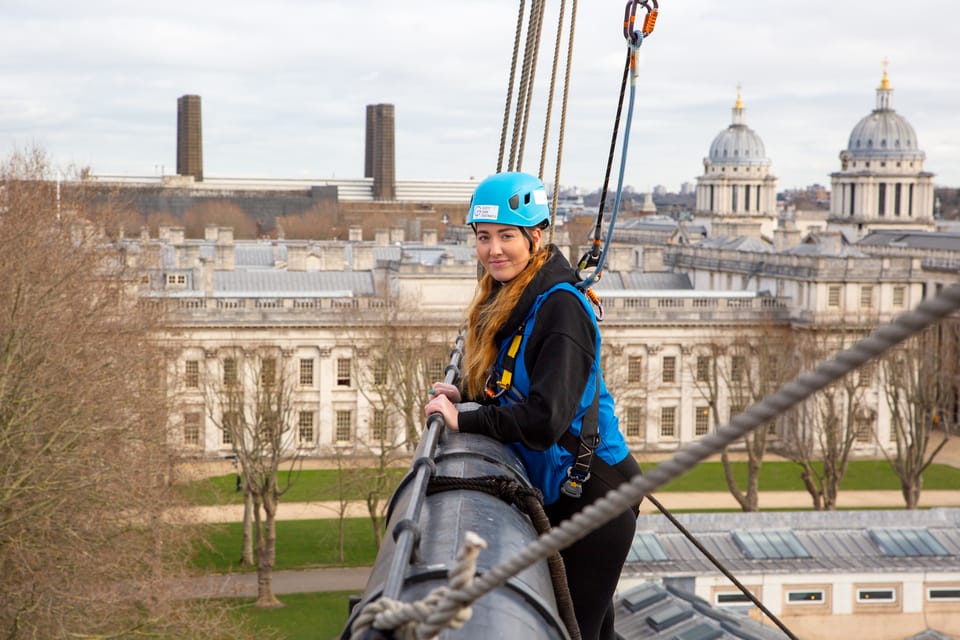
left=474, top=222, right=542, bottom=283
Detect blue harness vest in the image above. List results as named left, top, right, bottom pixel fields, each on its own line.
left=491, top=283, right=629, bottom=505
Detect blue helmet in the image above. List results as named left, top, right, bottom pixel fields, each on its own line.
left=467, top=172, right=551, bottom=228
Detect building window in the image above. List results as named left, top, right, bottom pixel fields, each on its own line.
left=927, top=588, right=960, bottom=601
left=336, top=358, right=352, bottom=387
left=184, top=360, right=199, bottom=388
left=660, top=406, right=677, bottom=438
left=715, top=592, right=752, bottom=606
left=730, top=355, right=745, bottom=382
left=878, top=182, right=886, bottom=216
left=855, top=418, right=873, bottom=444
left=260, top=357, right=276, bottom=387
left=627, top=356, right=643, bottom=384
left=662, top=356, right=676, bottom=384
left=828, top=285, right=841, bottom=308
left=625, top=406, right=644, bottom=439
left=894, top=183, right=902, bottom=216
left=183, top=412, right=201, bottom=446
left=695, top=406, right=710, bottom=436
left=371, top=409, right=388, bottom=442
left=892, top=286, right=905, bottom=308
left=298, top=411, right=315, bottom=445
left=857, top=588, right=895, bottom=604
left=221, top=411, right=240, bottom=446
left=334, top=410, right=353, bottom=442
left=223, top=358, right=238, bottom=386
left=428, top=358, right=444, bottom=383
left=166, top=273, right=186, bottom=286
left=696, top=356, right=710, bottom=382
left=786, top=590, right=825, bottom=604
left=858, top=361, right=875, bottom=387
left=299, top=359, right=314, bottom=386
left=372, top=358, right=388, bottom=385
left=860, top=285, right=874, bottom=309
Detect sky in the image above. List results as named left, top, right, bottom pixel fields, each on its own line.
left=2, top=0, right=959, bottom=193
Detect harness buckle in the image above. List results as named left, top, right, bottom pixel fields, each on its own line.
left=561, top=466, right=591, bottom=499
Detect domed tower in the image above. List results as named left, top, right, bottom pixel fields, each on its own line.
left=829, top=63, right=935, bottom=236
left=695, top=86, right=778, bottom=238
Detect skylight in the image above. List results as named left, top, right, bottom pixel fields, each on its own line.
left=868, top=529, right=949, bottom=557
left=732, top=530, right=810, bottom=560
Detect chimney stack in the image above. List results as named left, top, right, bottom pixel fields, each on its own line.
left=365, top=104, right=396, bottom=200
left=177, top=95, right=203, bottom=181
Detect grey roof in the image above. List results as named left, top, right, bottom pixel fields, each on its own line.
left=614, top=582, right=784, bottom=640
left=857, top=230, right=960, bottom=252
left=623, top=509, right=960, bottom=578
left=594, top=272, right=694, bottom=291
left=213, top=270, right=374, bottom=296
left=235, top=244, right=281, bottom=267
left=698, top=236, right=773, bottom=253
left=904, top=630, right=956, bottom=640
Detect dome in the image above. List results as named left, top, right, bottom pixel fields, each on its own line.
left=707, top=91, right=770, bottom=167
left=845, top=72, right=923, bottom=160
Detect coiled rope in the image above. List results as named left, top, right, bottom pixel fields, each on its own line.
left=380, top=283, right=960, bottom=635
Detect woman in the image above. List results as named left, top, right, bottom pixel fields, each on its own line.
left=424, top=171, right=641, bottom=640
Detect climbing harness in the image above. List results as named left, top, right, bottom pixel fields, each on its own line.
left=576, top=0, right=658, bottom=293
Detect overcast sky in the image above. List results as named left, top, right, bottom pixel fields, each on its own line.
left=2, top=0, right=958, bottom=192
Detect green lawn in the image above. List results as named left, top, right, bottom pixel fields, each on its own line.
left=227, top=591, right=353, bottom=640
left=191, top=518, right=381, bottom=573
left=181, top=460, right=960, bottom=505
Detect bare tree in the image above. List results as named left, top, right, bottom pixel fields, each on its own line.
left=879, top=320, right=957, bottom=508
left=0, top=149, right=247, bottom=638
left=205, top=348, right=301, bottom=608
left=692, top=328, right=795, bottom=512
left=774, top=325, right=874, bottom=510
left=351, top=312, right=455, bottom=547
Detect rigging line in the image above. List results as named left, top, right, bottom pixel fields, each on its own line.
left=538, top=0, right=567, bottom=182
left=578, top=36, right=641, bottom=290
left=508, top=0, right=540, bottom=171
left=411, top=283, right=960, bottom=637
left=549, top=0, right=578, bottom=246
left=497, top=0, right=526, bottom=174
left=645, top=494, right=799, bottom=640
left=515, top=0, right=548, bottom=173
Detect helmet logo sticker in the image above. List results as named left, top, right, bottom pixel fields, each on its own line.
left=532, top=188, right=548, bottom=205
left=472, top=204, right=499, bottom=221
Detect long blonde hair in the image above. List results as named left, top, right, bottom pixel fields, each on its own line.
left=462, top=249, right=550, bottom=398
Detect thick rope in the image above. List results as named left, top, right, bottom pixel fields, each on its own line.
left=406, top=283, right=960, bottom=633
left=549, top=0, right=577, bottom=246
left=497, top=0, right=525, bottom=174
left=427, top=475, right=581, bottom=640
left=514, top=0, right=547, bottom=172
left=508, top=0, right=540, bottom=171
left=538, top=0, right=567, bottom=181
left=350, top=532, right=487, bottom=639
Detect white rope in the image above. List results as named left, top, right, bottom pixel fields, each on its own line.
left=402, top=283, right=960, bottom=631
left=350, top=532, right=487, bottom=639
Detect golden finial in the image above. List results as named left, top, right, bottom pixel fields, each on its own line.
left=734, top=82, right=743, bottom=109
left=879, top=58, right=891, bottom=90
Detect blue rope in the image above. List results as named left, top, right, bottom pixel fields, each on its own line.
left=579, top=34, right=643, bottom=291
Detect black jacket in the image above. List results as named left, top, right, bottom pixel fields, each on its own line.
left=458, top=246, right=597, bottom=451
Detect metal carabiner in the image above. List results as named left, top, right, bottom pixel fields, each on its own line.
left=624, top=0, right=658, bottom=45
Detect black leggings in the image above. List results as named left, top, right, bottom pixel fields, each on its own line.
left=544, top=455, right=641, bottom=640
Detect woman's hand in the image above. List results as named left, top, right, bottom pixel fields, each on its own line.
left=430, top=382, right=461, bottom=403
left=424, top=393, right=459, bottom=431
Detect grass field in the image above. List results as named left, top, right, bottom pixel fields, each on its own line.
left=180, top=460, right=960, bottom=506
left=227, top=591, right=352, bottom=640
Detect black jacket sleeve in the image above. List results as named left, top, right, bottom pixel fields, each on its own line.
left=458, top=290, right=596, bottom=450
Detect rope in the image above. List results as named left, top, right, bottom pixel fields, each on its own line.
left=427, top=475, right=581, bottom=640
left=350, top=532, right=487, bottom=640
left=508, top=0, right=540, bottom=171
left=549, top=0, right=578, bottom=246
left=514, top=0, right=547, bottom=172
left=398, top=283, right=960, bottom=634
left=538, top=0, right=567, bottom=181
left=497, top=0, right=525, bottom=174
left=645, top=494, right=798, bottom=639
